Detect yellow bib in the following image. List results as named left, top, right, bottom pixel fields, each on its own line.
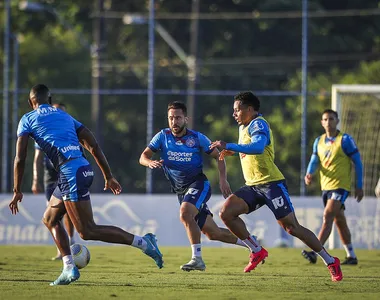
left=238, top=117, right=284, bottom=185
left=317, top=133, right=351, bottom=191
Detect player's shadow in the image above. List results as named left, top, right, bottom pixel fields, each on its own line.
left=75, top=282, right=134, bottom=287
left=0, top=278, right=48, bottom=283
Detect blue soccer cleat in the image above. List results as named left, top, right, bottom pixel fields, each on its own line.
left=49, top=266, right=80, bottom=286
left=142, top=233, right=164, bottom=269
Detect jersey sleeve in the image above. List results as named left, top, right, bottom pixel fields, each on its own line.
left=17, top=115, right=31, bottom=137
left=248, top=119, right=270, bottom=140
left=70, top=115, right=84, bottom=132
left=148, top=131, right=163, bottom=152
left=198, top=132, right=213, bottom=154
left=341, top=134, right=359, bottom=157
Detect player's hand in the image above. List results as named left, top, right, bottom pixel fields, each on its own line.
left=304, top=174, right=313, bottom=185
left=148, top=159, right=164, bottom=169
left=355, top=188, right=364, bottom=203
left=31, top=181, right=42, bottom=194
left=210, top=140, right=227, bottom=151
left=9, top=192, right=23, bottom=215
left=219, top=150, right=235, bottom=160
left=219, top=179, right=232, bottom=199
left=104, top=177, right=122, bottom=195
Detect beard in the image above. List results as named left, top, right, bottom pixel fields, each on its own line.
left=171, top=124, right=186, bottom=135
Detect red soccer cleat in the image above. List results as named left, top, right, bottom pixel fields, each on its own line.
left=244, top=247, right=268, bottom=273
left=327, top=257, right=343, bottom=282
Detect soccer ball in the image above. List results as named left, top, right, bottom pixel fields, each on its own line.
left=70, top=243, right=91, bottom=269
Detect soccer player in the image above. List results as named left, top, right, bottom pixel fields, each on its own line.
left=32, top=103, right=76, bottom=260
left=139, top=101, right=257, bottom=272
left=9, top=84, right=163, bottom=286
left=209, top=91, right=343, bottom=282
left=375, top=178, right=380, bottom=199
left=302, top=109, right=363, bottom=265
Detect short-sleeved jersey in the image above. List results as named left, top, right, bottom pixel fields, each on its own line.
left=238, top=116, right=284, bottom=185
left=315, top=132, right=357, bottom=191
left=17, top=104, right=85, bottom=170
left=35, top=143, right=58, bottom=183
left=148, top=128, right=213, bottom=194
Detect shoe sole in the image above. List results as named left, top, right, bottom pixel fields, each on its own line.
left=244, top=256, right=268, bottom=273
left=50, top=275, right=80, bottom=286
left=180, top=266, right=206, bottom=272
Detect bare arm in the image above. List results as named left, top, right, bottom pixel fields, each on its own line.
left=77, top=127, right=113, bottom=180
left=9, top=135, right=29, bottom=215
left=31, top=148, right=44, bottom=194
left=139, top=147, right=163, bottom=169
left=77, top=127, right=121, bottom=194
left=209, top=148, right=232, bottom=198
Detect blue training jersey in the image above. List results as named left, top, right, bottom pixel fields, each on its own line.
left=148, top=128, right=213, bottom=194
left=17, top=104, right=85, bottom=170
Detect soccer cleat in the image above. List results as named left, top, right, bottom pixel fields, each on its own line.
left=342, top=257, right=358, bottom=265
left=180, top=257, right=206, bottom=272
left=142, top=233, right=164, bottom=269
left=301, top=250, right=317, bottom=264
left=50, top=266, right=80, bottom=286
left=244, top=247, right=268, bottom=273
left=327, top=257, right=343, bottom=282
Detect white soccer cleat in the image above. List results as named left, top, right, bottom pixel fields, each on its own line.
left=180, top=257, right=206, bottom=272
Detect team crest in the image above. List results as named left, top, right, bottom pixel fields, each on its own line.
left=185, top=137, right=196, bottom=147
left=252, top=121, right=264, bottom=133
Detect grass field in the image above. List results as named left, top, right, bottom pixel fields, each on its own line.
left=0, top=245, right=379, bottom=300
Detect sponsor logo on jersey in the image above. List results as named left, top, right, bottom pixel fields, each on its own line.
left=167, top=151, right=193, bottom=162
left=61, top=145, right=81, bottom=153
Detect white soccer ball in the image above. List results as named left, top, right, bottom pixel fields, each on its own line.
left=70, top=243, right=91, bottom=269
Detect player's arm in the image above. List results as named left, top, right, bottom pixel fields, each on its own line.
left=305, top=138, right=320, bottom=185
left=342, top=134, right=363, bottom=202
left=31, top=148, right=44, bottom=194
left=209, top=148, right=232, bottom=198
left=139, top=147, right=163, bottom=169
left=210, top=135, right=266, bottom=154
left=9, top=135, right=29, bottom=215
left=77, top=126, right=121, bottom=194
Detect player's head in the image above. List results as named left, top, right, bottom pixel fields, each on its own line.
left=233, top=91, right=260, bottom=126
left=28, top=84, right=52, bottom=109
left=167, top=101, right=188, bottom=135
left=321, top=109, right=339, bottom=132
left=53, top=102, right=66, bottom=112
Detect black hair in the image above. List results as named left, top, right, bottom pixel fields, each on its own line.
left=234, top=91, right=260, bottom=111
left=30, top=84, right=51, bottom=104
left=322, top=109, right=338, bottom=118
left=167, top=101, right=187, bottom=116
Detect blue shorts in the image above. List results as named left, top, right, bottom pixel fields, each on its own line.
left=322, top=189, right=349, bottom=209
left=234, top=180, right=294, bottom=220
left=57, top=157, right=93, bottom=202
left=177, top=180, right=212, bottom=229
left=45, top=181, right=62, bottom=201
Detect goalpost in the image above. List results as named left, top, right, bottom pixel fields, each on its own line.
left=328, top=84, right=380, bottom=249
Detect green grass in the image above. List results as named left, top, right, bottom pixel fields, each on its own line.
left=1, top=246, right=379, bottom=300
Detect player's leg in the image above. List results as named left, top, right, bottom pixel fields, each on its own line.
left=318, top=199, right=342, bottom=245
left=63, top=214, right=75, bottom=245
left=219, top=186, right=266, bottom=272
left=269, top=181, right=342, bottom=281
left=60, top=158, right=163, bottom=268
left=45, top=182, right=63, bottom=261
left=335, top=208, right=358, bottom=264
left=42, top=191, right=80, bottom=285
left=178, top=180, right=211, bottom=271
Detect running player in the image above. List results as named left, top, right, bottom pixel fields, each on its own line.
left=210, top=91, right=343, bottom=282
left=139, top=101, right=258, bottom=272
left=9, top=84, right=163, bottom=286
left=302, top=109, right=363, bottom=265
left=32, top=103, right=76, bottom=260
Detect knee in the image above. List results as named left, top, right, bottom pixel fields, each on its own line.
left=283, top=224, right=298, bottom=236
left=219, top=203, right=233, bottom=224
left=42, top=214, right=59, bottom=229
left=78, top=229, right=92, bottom=241
left=179, top=210, right=194, bottom=224
left=322, top=211, right=335, bottom=225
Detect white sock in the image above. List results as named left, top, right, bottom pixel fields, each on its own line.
left=242, top=235, right=261, bottom=253
left=191, top=244, right=202, bottom=257
left=317, top=248, right=335, bottom=265
left=62, top=255, right=75, bottom=269
left=343, top=244, right=356, bottom=258
left=131, top=235, right=148, bottom=251
left=236, top=235, right=258, bottom=248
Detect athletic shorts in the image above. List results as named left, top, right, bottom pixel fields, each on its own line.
left=45, top=181, right=62, bottom=201
left=57, top=157, right=93, bottom=202
left=322, top=188, right=349, bottom=210
left=234, top=180, right=294, bottom=220
left=177, top=180, right=212, bottom=230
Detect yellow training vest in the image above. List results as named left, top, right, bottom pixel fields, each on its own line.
left=238, top=117, right=284, bottom=185
left=317, top=133, right=351, bottom=191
